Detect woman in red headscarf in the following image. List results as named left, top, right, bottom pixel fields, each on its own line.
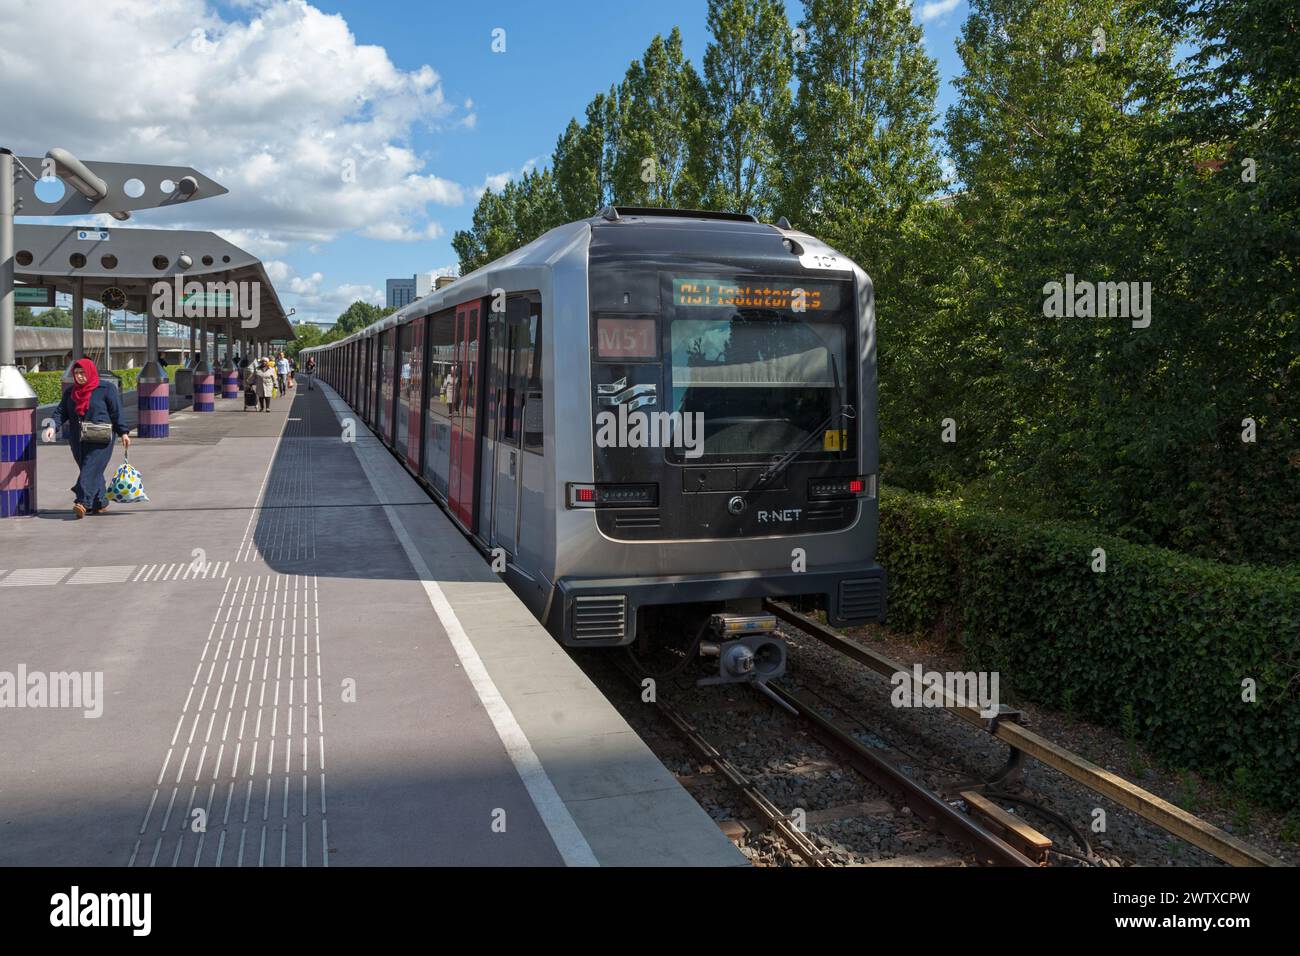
left=41, top=358, right=131, bottom=517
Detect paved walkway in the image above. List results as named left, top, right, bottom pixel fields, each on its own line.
left=0, top=383, right=742, bottom=867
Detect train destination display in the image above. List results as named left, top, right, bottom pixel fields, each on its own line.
left=672, top=277, right=840, bottom=312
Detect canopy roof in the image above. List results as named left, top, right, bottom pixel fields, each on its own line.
left=12, top=224, right=293, bottom=340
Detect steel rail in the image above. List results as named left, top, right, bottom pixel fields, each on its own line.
left=768, top=682, right=1038, bottom=867
left=654, top=694, right=832, bottom=867
left=765, top=601, right=1287, bottom=868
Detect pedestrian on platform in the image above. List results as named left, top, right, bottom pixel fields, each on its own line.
left=305, top=355, right=316, bottom=390
left=41, top=358, right=131, bottom=518
left=252, top=358, right=277, bottom=412
left=275, top=352, right=290, bottom=394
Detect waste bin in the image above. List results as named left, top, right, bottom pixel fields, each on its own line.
left=173, top=367, right=194, bottom=401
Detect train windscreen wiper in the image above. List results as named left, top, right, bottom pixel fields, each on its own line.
left=748, top=354, right=854, bottom=492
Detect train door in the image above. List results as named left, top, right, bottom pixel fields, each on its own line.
left=406, top=318, right=425, bottom=473
left=447, top=299, right=481, bottom=529
left=361, top=339, right=371, bottom=422
left=481, top=297, right=527, bottom=556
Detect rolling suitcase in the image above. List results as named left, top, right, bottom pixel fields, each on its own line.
left=244, top=386, right=258, bottom=410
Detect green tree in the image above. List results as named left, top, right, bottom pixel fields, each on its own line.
left=451, top=168, right=564, bottom=274
left=698, top=0, right=793, bottom=218
left=285, top=321, right=324, bottom=356
left=781, top=0, right=944, bottom=252
left=607, top=28, right=707, bottom=207
left=1157, top=0, right=1300, bottom=560
left=334, top=300, right=387, bottom=335
left=553, top=94, right=613, bottom=219
left=777, top=0, right=947, bottom=502
left=930, top=0, right=1300, bottom=562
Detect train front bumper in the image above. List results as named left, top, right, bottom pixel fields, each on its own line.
left=549, top=562, right=887, bottom=647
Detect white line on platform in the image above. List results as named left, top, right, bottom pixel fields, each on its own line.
left=337, top=389, right=598, bottom=867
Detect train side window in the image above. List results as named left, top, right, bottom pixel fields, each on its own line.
left=499, top=319, right=521, bottom=446
left=427, top=311, right=455, bottom=420
left=522, top=298, right=543, bottom=454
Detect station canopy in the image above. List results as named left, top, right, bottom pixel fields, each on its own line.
left=12, top=224, right=294, bottom=341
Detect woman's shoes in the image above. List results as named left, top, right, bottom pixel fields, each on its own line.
left=93, top=502, right=110, bottom=514
left=72, top=503, right=86, bottom=519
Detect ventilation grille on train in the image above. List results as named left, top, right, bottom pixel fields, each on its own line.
left=838, top=578, right=885, bottom=622
left=573, top=595, right=627, bottom=641
left=613, top=511, right=661, bottom=529
left=805, top=504, right=845, bottom=521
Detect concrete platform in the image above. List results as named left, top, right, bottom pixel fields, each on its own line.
left=0, top=382, right=744, bottom=867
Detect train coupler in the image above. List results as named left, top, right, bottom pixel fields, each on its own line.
left=697, top=612, right=788, bottom=692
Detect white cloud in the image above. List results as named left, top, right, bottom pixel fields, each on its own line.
left=262, top=259, right=293, bottom=283
left=359, top=221, right=445, bottom=242
left=472, top=156, right=544, bottom=199
left=919, top=0, right=962, bottom=21
left=2, top=0, right=466, bottom=250
left=288, top=272, right=325, bottom=295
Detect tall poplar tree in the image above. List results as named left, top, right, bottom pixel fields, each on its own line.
left=697, top=0, right=794, bottom=217
left=608, top=28, right=707, bottom=208
left=781, top=0, right=943, bottom=266
left=553, top=92, right=614, bottom=219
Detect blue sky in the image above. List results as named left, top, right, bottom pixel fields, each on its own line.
left=303, top=0, right=970, bottom=311
left=6, top=0, right=971, bottom=325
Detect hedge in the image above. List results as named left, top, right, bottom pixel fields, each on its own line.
left=878, top=487, right=1300, bottom=810
left=26, top=366, right=181, bottom=406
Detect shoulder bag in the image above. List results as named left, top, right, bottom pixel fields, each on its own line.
left=80, top=421, right=114, bottom=446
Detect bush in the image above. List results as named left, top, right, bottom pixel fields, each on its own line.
left=25, top=371, right=65, bottom=406
left=26, top=366, right=178, bottom=406
left=879, top=487, right=1300, bottom=809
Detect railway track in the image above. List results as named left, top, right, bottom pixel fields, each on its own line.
left=595, top=654, right=1036, bottom=867
left=764, top=601, right=1287, bottom=869
left=582, top=604, right=1286, bottom=868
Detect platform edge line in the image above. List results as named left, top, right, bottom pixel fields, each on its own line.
left=329, top=384, right=600, bottom=867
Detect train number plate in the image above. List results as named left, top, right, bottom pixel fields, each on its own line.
left=799, top=252, right=849, bottom=271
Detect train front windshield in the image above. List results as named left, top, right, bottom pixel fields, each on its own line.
left=668, top=275, right=855, bottom=461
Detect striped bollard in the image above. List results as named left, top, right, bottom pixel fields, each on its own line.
left=0, top=406, right=36, bottom=517
left=137, top=378, right=170, bottom=438
left=194, top=370, right=215, bottom=412
left=222, top=367, right=240, bottom=400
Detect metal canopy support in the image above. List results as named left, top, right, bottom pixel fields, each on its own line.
left=220, top=319, right=237, bottom=400
left=138, top=286, right=168, bottom=438
left=103, top=305, right=111, bottom=373
left=194, top=315, right=214, bottom=412
left=63, top=276, right=85, bottom=384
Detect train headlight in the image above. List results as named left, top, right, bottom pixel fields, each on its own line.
left=566, top=483, right=659, bottom=509
left=808, top=475, right=876, bottom=500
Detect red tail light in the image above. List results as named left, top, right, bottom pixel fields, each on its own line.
left=809, top=475, right=876, bottom=500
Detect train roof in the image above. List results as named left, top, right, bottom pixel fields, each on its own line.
left=305, top=208, right=837, bottom=350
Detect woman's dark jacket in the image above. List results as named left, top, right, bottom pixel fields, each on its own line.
left=50, top=384, right=130, bottom=437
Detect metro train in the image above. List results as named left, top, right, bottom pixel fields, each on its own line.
left=304, top=206, right=886, bottom=688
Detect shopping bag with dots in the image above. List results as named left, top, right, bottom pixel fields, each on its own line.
left=106, top=453, right=149, bottom=503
